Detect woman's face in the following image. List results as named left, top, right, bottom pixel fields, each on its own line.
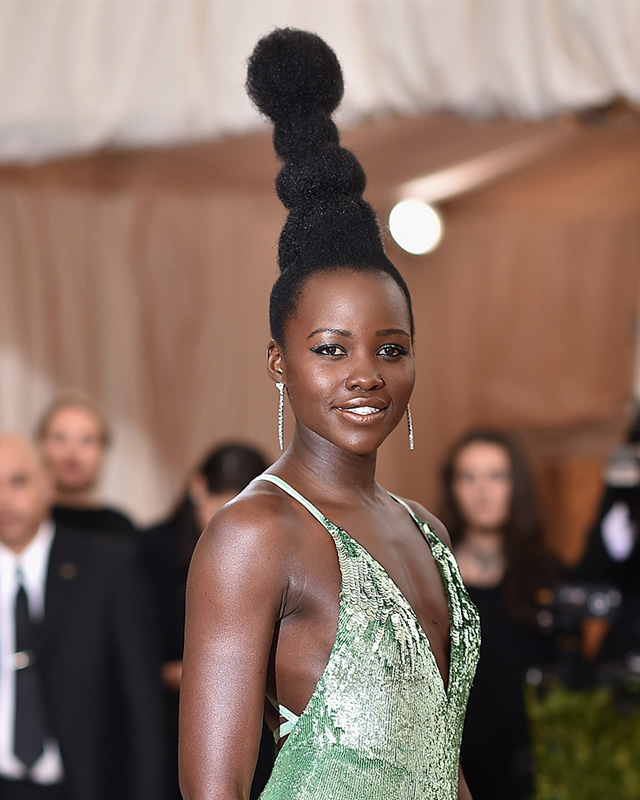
left=452, top=441, right=513, bottom=531
left=272, top=269, right=415, bottom=457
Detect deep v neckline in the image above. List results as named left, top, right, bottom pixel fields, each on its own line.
left=255, top=473, right=456, bottom=700
left=331, top=501, right=455, bottom=698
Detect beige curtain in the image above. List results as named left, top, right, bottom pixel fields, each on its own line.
left=1, top=113, right=639, bottom=562
left=0, top=152, right=284, bottom=522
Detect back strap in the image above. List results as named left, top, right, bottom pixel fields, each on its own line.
left=267, top=697, right=299, bottom=744
left=252, top=474, right=328, bottom=527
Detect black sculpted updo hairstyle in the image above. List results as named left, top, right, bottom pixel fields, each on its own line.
left=246, top=28, right=414, bottom=346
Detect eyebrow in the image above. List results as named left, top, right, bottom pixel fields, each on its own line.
left=307, top=328, right=352, bottom=339
left=377, top=328, right=411, bottom=338
left=306, top=327, right=411, bottom=339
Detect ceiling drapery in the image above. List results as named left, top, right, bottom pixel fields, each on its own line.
left=1, top=0, right=639, bottom=164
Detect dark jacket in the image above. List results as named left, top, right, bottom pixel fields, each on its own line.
left=29, top=526, right=165, bottom=800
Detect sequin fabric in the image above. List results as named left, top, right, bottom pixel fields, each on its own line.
left=256, top=475, right=480, bottom=800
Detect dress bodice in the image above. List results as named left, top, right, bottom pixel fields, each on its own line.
left=254, top=474, right=480, bottom=800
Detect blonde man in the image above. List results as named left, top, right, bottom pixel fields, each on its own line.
left=35, top=393, right=136, bottom=539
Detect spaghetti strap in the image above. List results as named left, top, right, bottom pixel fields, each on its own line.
left=388, top=492, right=424, bottom=528
left=255, top=476, right=423, bottom=532
left=252, top=474, right=329, bottom=527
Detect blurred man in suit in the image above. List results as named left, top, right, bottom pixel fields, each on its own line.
left=35, top=394, right=137, bottom=540
left=0, top=434, right=164, bottom=800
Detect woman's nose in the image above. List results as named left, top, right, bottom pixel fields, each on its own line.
left=345, top=357, right=384, bottom=391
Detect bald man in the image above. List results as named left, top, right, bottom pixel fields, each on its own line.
left=0, top=435, right=165, bottom=800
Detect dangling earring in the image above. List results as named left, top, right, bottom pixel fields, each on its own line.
left=276, top=381, right=285, bottom=450
left=406, top=404, right=414, bottom=451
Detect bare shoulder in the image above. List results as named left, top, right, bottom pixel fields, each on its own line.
left=195, top=485, right=286, bottom=567
left=188, top=478, right=301, bottom=602
left=399, top=496, right=454, bottom=550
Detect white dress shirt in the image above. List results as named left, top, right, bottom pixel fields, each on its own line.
left=602, top=500, right=638, bottom=562
left=0, top=520, right=65, bottom=783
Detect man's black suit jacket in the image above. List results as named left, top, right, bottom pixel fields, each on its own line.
left=28, top=526, right=166, bottom=800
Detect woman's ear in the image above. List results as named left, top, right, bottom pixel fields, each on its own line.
left=266, top=340, right=285, bottom=384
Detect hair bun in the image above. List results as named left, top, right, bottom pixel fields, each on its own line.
left=246, top=27, right=414, bottom=346
left=246, top=28, right=344, bottom=122
left=276, top=144, right=366, bottom=210
left=278, top=198, right=387, bottom=275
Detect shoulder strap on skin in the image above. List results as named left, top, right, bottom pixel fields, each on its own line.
left=390, top=492, right=447, bottom=548
left=388, top=492, right=424, bottom=527
left=252, top=473, right=329, bottom=526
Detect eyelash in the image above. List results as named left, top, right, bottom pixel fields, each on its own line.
left=310, top=344, right=408, bottom=358
left=310, top=344, right=346, bottom=357
left=378, top=344, right=408, bottom=358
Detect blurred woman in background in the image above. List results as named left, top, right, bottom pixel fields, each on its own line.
left=441, top=429, right=561, bottom=800
left=144, top=442, right=272, bottom=800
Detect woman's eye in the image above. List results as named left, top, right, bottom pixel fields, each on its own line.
left=489, top=471, right=511, bottom=484
left=310, top=344, right=346, bottom=357
left=378, top=344, right=408, bottom=358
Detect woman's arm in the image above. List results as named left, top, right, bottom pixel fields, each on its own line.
left=458, top=763, right=473, bottom=800
left=179, top=499, right=286, bottom=800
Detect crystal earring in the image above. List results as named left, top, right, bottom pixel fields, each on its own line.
left=406, top=404, right=414, bottom=451
left=276, top=381, right=285, bottom=450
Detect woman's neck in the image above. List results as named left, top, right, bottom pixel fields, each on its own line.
left=277, top=427, right=379, bottom=501
left=463, top=528, right=503, bottom=556
left=456, top=528, right=506, bottom=587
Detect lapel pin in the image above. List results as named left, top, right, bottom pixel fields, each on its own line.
left=59, top=562, right=78, bottom=581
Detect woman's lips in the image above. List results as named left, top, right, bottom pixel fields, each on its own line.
left=334, top=405, right=388, bottom=423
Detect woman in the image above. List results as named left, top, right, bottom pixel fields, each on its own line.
left=143, top=443, right=272, bottom=800
left=145, top=443, right=270, bottom=690
left=441, top=430, right=560, bottom=800
left=179, top=29, right=480, bottom=800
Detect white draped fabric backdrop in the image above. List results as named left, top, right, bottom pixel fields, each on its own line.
left=1, top=0, right=639, bottom=164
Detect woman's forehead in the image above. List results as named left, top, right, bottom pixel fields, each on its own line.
left=456, top=442, right=511, bottom=469
left=294, top=269, right=411, bottom=326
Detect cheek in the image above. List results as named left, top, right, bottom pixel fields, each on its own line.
left=16, top=489, right=38, bottom=516
left=452, top=482, right=475, bottom=512
left=494, top=483, right=513, bottom=512
left=286, top=362, right=336, bottom=405
left=405, top=358, right=416, bottom=384
left=80, top=445, right=102, bottom=464
left=402, top=368, right=416, bottom=400
left=42, top=441, right=62, bottom=459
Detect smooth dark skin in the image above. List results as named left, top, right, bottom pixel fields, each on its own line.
left=179, top=269, right=473, bottom=800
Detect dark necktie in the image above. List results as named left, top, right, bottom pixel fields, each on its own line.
left=14, top=572, right=47, bottom=768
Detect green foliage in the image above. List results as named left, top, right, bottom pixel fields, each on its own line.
left=527, top=682, right=640, bottom=800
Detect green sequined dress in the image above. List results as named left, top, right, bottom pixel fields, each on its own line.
left=253, top=475, right=480, bottom=800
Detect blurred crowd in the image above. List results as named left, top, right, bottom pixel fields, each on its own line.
left=1, top=391, right=639, bottom=799
left=0, top=393, right=273, bottom=800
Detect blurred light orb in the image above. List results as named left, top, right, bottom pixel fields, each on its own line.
left=389, top=200, right=443, bottom=255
